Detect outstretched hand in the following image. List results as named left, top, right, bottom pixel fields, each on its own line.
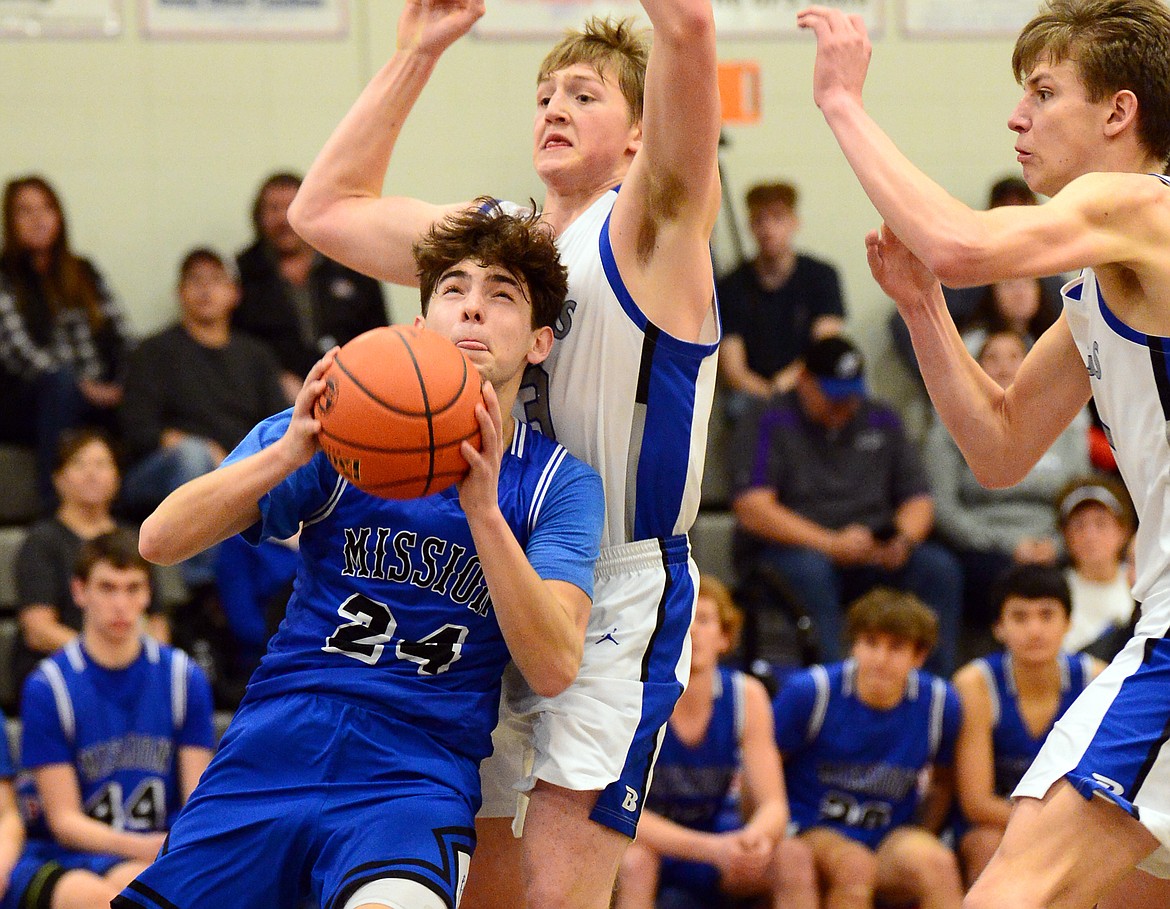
left=397, top=0, right=485, bottom=58
left=278, top=348, right=337, bottom=470
left=796, top=6, right=872, bottom=112
left=866, top=224, right=943, bottom=311
left=458, top=381, right=504, bottom=521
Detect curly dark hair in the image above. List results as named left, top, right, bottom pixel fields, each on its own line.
left=414, top=199, right=567, bottom=331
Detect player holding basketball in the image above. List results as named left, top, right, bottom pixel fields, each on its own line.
left=797, top=1, right=1170, bottom=906
left=111, top=204, right=605, bottom=909
left=289, top=0, right=720, bottom=904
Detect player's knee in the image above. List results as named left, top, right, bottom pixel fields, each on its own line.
left=617, top=840, right=660, bottom=883
left=963, top=873, right=1039, bottom=909
left=902, top=838, right=961, bottom=892
left=771, top=836, right=816, bottom=890
left=825, top=842, right=878, bottom=891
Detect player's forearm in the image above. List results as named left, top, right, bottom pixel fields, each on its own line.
left=289, top=48, right=439, bottom=284
left=0, top=812, right=23, bottom=882
left=467, top=510, right=585, bottom=698
left=819, top=96, right=986, bottom=286
left=743, top=798, right=788, bottom=844
left=140, top=441, right=300, bottom=565
left=961, top=793, right=1012, bottom=829
left=49, top=812, right=159, bottom=861
left=634, top=810, right=723, bottom=863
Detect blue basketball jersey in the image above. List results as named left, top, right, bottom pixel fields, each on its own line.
left=20, top=637, right=214, bottom=834
left=774, top=660, right=962, bottom=848
left=646, top=666, right=745, bottom=833
left=224, top=409, right=603, bottom=766
left=975, top=650, right=1093, bottom=797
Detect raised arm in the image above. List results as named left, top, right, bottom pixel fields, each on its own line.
left=868, top=226, right=1090, bottom=487
left=287, top=0, right=481, bottom=285
left=139, top=353, right=333, bottom=565
left=609, top=0, right=722, bottom=340
left=796, top=6, right=1161, bottom=286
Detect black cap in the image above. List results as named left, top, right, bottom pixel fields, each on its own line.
left=804, top=336, right=865, bottom=400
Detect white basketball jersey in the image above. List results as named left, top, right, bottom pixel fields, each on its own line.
left=1063, top=176, right=1170, bottom=629
left=508, top=190, right=720, bottom=548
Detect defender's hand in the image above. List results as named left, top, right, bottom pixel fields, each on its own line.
left=797, top=6, right=872, bottom=113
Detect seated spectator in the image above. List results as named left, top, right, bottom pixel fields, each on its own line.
left=889, top=175, right=1066, bottom=382
left=0, top=719, right=21, bottom=906
left=717, top=181, right=844, bottom=420
left=235, top=172, right=388, bottom=402
left=119, top=248, right=286, bottom=590
left=11, top=429, right=168, bottom=709
left=614, top=574, right=816, bottom=909
left=16, top=531, right=213, bottom=908
left=0, top=176, right=131, bottom=507
left=1056, top=476, right=1137, bottom=659
left=957, top=276, right=1060, bottom=357
left=774, top=589, right=964, bottom=909
left=951, top=565, right=1103, bottom=886
left=732, top=336, right=962, bottom=674
left=926, top=330, right=1089, bottom=626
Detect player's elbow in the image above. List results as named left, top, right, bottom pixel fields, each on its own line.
left=970, top=460, right=1028, bottom=490
left=138, top=514, right=180, bottom=566
left=652, top=0, right=715, bottom=45
left=527, top=648, right=582, bottom=699
left=925, top=239, right=991, bottom=289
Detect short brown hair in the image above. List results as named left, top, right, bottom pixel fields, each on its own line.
left=251, top=171, right=302, bottom=236
left=538, top=17, right=648, bottom=125
left=179, top=247, right=234, bottom=283
left=75, top=529, right=150, bottom=582
left=1013, top=0, right=1170, bottom=166
left=845, top=588, right=938, bottom=654
left=414, top=199, right=567, bottom=331
left=53, top=427, right=119, bottom=475
left=698, top=574, right=744, bottom=652
left=745, top=182, right=798, bottom=215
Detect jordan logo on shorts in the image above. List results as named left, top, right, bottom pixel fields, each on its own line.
left=598, top=628, right=620, bottom=646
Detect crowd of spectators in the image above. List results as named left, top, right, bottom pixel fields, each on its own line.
left=0, top=169, right=1154, bottom=907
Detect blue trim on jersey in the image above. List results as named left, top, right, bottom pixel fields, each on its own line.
left=1069, top=637, right=1170, bottom=815
left=1085, top=284, right=1170, bottom=420
left=1094, top=284, right=1150, bottom=345
left=596, top=207, right=721, bottom=359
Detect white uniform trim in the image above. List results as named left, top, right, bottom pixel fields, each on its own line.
left=305, top=475, right=348, bottom=528
left=171, top=650, right=189, bottom=732
left=39, top=659, right=75, bottom=745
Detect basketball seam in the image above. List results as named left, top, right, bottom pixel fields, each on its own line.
left=332, top=336, right=471, bottom=417
left=394, top=327, right=437, bottom=494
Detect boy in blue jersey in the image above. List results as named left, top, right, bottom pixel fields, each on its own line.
left=10, top=530, right=213, bottom=909
left=774, top=588, right=964, bottom=909
left=953, top=565, right=1103, bottom=887
left=0, top=717, right=22, bottom=908
left=615, top=574, right=816, bottom=909
left=113, top=203, right=604, bottom=909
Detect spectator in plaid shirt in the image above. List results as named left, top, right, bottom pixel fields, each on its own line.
left=0, top=175, right=131, bottom=508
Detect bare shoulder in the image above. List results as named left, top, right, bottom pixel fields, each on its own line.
left=1054, top=172, right=1170, bottom=223
left=952, top=660, right=991, bottom=703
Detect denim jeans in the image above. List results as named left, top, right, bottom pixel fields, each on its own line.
left=760, top=541, right=963, bottom=675
left=122, top=437, right=220, bottom=587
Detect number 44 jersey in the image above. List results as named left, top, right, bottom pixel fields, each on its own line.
left=226, top=409, right=602, bottom=767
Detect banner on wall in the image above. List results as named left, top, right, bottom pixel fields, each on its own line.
left=140, top=0, right=346, bottom=38
left=474, top=0, right=883, bottom=40
left=902, top=0, right=1035, bottom=37
left=0, top=0, right=120, bottom=37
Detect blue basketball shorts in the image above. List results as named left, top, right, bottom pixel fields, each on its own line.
left=111, top=693, right=479, bottom=909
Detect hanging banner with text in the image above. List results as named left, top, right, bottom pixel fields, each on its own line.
left=474, top=0, right=883, bottom=40
left=140, top=0, right=346, bottom=38
left=0, top=0, right=120, bottom=37
left=902, top=0, right=1036, bottom=37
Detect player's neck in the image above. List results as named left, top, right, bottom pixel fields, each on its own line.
left=1075, top=558, right=1121, bottom=583
left=540, top=179, right=621, bottom=237
left=82, top=628, right=143, bottom=670
left=855, top=673, right=908, bottom=710
left=1009, top=654, right=1062, bottom=698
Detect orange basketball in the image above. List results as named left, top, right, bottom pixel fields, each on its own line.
left=314, top=325, right=484, bottom=499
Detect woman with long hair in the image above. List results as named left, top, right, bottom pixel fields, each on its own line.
left=0, top=175, right=131, bottom=507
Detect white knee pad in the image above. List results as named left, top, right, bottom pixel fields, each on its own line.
left=342, top=876, right=451, bottom=909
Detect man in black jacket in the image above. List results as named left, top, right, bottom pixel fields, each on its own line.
left=236, top=172, right=388, bottom=402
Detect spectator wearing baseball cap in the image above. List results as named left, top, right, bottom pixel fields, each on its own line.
left=1057, top=476, right=1137, bottom=659
left=730, top=336, right=963, bottom=674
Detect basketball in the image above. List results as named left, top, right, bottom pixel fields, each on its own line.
left=313, top=325, right=484, bottom=499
